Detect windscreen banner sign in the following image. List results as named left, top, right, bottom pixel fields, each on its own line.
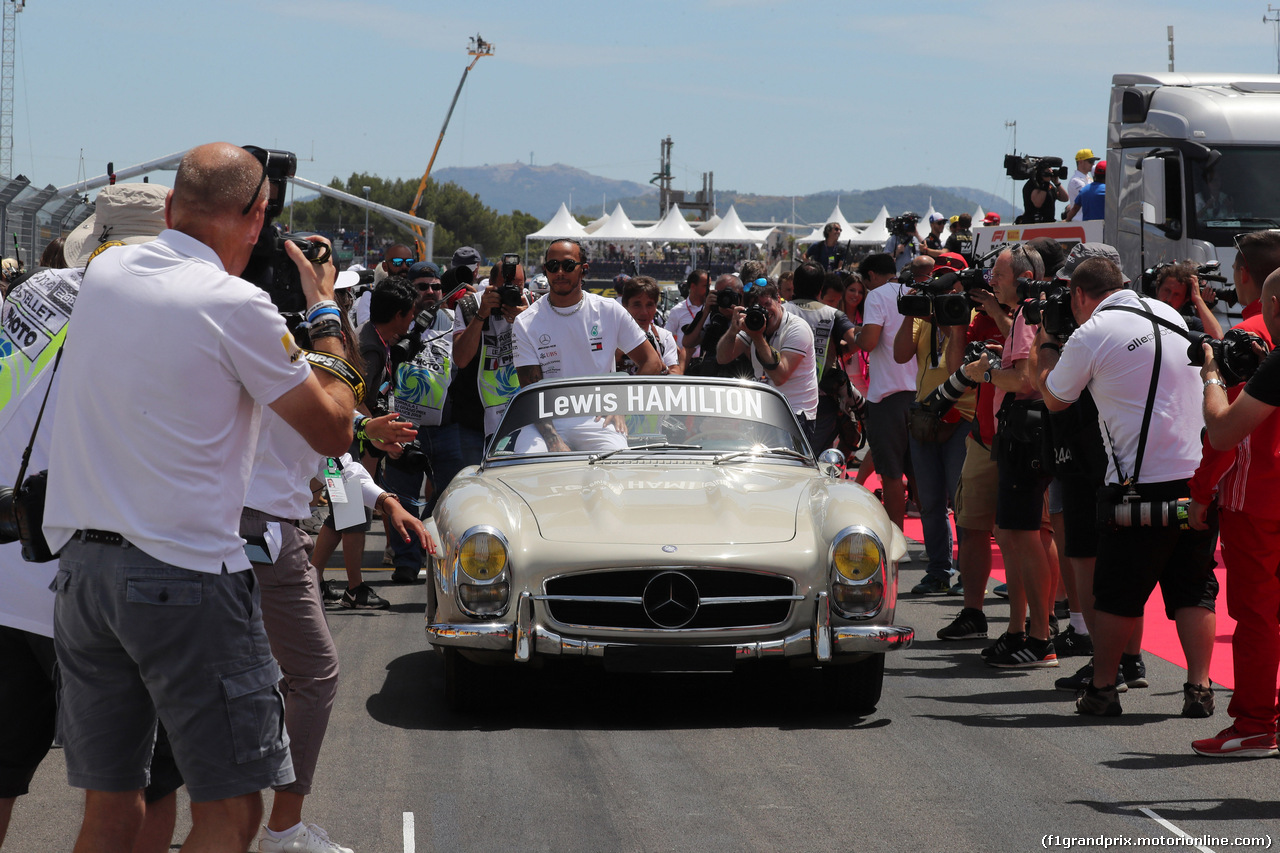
left=536, top=383, right=767, bottom=421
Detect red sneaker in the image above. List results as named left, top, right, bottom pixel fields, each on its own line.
left=1192, top=726, right=1278, bottom=759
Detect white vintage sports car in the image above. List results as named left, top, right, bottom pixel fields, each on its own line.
left=426, top=375, right=914, bottom=714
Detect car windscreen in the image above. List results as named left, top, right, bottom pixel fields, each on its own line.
left=488, top=379, right=809, bottom=458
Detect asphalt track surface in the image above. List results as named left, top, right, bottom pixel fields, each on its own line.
left=9, top=536, right=1278, bottom=852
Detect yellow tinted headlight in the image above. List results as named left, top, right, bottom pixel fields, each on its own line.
left=833, top=532, right=881, bottom=582
left=458, top=532, right=507, bottom=581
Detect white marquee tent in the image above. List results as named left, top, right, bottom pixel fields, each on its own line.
left=586, top=202, right=647, bottom=241
left=642, top=204, right=702, bottom=242
left=525, top=202, right=588, bottom=240
left=700, top=205, right=774, bottom=244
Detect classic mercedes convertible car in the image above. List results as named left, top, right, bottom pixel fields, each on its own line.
left=426, top=375, right=914, bottom=714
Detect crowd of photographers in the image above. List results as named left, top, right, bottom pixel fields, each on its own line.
left=7, top=143, right=1280, bottom=851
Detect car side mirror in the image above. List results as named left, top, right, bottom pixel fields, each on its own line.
left=818, top=448, right=846, bottom=479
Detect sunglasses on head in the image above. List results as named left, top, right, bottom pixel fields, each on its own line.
left=544, top=259, right=584, bottom=273
left=242, top=151, right=270, bottom=217
left=388, top=257, right=416, bottom=267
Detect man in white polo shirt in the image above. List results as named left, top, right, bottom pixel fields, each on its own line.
left=1038, top=253, right=1218, bottom=719
left=42, top=142, right=358, bottom=851
left=513, top=238, right=661, bottom=451
left=855, top=252, right=922, bottom=535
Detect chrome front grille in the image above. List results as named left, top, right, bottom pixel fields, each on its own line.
left=539, top=568, right=800, bottom=630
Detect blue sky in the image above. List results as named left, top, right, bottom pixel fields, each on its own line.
left=11, top=1, right=1278, bottom=212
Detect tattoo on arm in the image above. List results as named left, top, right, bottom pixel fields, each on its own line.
left=517, top=364, right=543, bottom=387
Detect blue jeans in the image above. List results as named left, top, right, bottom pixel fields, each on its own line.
left=909, top=424, right=970, bottom=580
left=385, top=423, right=485, bottom=571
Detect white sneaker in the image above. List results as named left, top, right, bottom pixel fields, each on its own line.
left=259, top=822, right=354, bottom=853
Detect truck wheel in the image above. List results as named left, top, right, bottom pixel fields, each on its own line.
left=824, top=654, right=884, bottom=715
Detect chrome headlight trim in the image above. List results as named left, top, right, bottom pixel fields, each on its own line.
left=453, top=525, right=512, bottom=618
left=828, top=524, right=886, bottom=619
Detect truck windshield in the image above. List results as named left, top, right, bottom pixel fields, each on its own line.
left=1189, top=148, right=1280, bottom=241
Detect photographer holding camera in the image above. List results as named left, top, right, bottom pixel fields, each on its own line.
left=41, top=143, right=358, bottom=850
left=1020, top=160, right=1069, bottom=224
left=716, top=278, right=818, bottom=440
left=454, top=254, right=529, bottom=442
left=1038, top=253, right=1218, bottom=719
left=1187, top=236, right=1280, bottom=757
left=682, top=272, right=757, bottom=379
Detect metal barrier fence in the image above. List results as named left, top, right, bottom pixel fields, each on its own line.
left=0, top=175, right=93, bottom=265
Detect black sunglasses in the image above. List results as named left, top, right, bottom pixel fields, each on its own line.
left=242, top=151, right=269, bottom=216
left=418, top=281, right=442, bottom=291
left=544, top=258, right=585, bottom=273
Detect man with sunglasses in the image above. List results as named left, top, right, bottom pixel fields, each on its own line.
left=41, top=142, right=358, bottom=851
left=512, top=239, right=660, bottom=451
left=805, top=222, right=848, bottom=272
left=353, top=243, right=416, bottom=326
left=1188, top=230, right=1280, bottom=755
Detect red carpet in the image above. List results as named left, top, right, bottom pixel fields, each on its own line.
left=860, top=474, right=1244, bottom=690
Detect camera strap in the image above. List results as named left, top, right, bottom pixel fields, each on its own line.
left=1096, top=298, right=1169, bottom=488
left=14, top=345, right=63, bottom=489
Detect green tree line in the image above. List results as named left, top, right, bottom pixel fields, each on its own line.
left=283, top=173, right=545, bottom=260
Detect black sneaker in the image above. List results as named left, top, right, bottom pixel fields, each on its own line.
left=987, top=635, right=1058, bottom=669
left=1182, top=683, right=1216, bottom=718
left=1054, top=599, right=1070, bottom=620
left=391, top=566, right=422, bottom=584
left=1076, top=682, right=1122, bottom=717
left=937, top=608, right=988, bottom=640
left=981, top=631, right=1025, bottom=660
left=340, top=582, right=390, bottom=610
left=911, top=573, right=952, bottom=595
left=1054, top=626, right=1094, bottom=658
left=1054, top=660, right=1127, bottom=693
left=1120, top=652, right=1149, bottom=688
left=1024, top=614, right=1061, bottom=638
left=322, top=579, right=344, bottom=604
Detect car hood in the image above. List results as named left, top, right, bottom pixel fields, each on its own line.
left=495, top=463, right=805, bottom=545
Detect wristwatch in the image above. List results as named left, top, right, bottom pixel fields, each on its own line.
left=1203, top=378, right=1228, bottom=390
left=983, top=369, right=993, bottom=384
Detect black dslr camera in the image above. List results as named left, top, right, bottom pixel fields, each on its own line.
left=497, top=252, right=523, bottom=308
left=898, top=270, right=971, bottom=326
left=238, top=146, right=332, bottom=325
left=1004, top=153, right=1069, bottom=182
left=0, top=470, right=54, bottom=562
left=1187, top=328, right=1267, bottom=387
left=1019, top=279, right=1077, bottom=339
left=718, top=288, right=767, bottom=330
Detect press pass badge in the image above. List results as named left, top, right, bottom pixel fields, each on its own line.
left=324, top=457, right=365, bottom=530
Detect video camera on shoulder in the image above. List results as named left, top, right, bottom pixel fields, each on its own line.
left=898, top=269, right=971, bottom=326
left=1004, top=154, right=1068, bottom=183
left=1018, top=279, right=1077, bottom=339
left=238, top=146, right=332, bottom=328
left=888, top=212, right=920, bottom=240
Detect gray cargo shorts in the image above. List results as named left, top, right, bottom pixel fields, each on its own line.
left=52, top=536, right=294, bottom=802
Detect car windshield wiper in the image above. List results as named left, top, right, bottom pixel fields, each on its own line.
left=588, top=443, right=702, bottom=464
left=713, top=446, right=811, bottom=465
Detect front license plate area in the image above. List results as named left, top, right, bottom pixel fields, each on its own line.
left=602, top=646, right=737, bottom=674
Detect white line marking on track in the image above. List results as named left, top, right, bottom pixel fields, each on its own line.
left=1139, top=807, right=1214, bottom=853
left=403, top=810, right=415, bottom=853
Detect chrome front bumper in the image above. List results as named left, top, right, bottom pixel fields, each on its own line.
left=427, top=592, right=914, bottom=662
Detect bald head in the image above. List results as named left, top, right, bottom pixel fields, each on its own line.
left=1262, top=268, right=1280, bottom=342
left=169, top=143, right=265, bottom=231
